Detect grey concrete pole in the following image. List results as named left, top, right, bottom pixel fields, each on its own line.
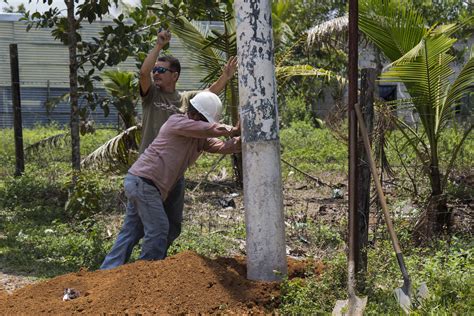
left=234, top=0, right=287, bottom=281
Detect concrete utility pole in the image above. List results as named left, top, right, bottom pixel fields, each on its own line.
left=234, top=0, right=287, bottom=281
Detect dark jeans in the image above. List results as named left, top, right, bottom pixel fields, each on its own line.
left=100, top=174, right=184, bottom=270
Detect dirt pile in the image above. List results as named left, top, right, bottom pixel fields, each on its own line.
left=0, top=251, right=321, bottom=314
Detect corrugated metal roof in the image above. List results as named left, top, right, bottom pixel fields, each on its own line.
left=0, top=17, right=217, bottom=128
left=0, top=13, right=22, bottom=22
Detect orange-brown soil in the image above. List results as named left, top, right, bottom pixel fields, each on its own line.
left=0, top=251, right=323, bottom=315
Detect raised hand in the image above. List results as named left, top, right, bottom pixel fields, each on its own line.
left=156, top=29, right=171, bottom=47
left=223, top=56, right=238, bottom=80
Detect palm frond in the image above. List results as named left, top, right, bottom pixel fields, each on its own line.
left=81, top=125, right=141, bottom=171
left=25, top=132, right=70, bottom=154
left=433, top=15, right=474, bottom=37
left=359, top=0, right=427, bottom=61
left=380, top=33, right=458, bottom=139
left=102, top=70, right=138, bottom=98
left=43, top=93, right=69, bottom=115
left=276, top=65, right=347, bottom=85
left=306, top=15, right=348, bottom=48
left=169, top=17, right=223, bottom=75
left=444, top=54, right=474, bottom=111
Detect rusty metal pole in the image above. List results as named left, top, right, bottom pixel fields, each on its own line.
left=348, top=0, right=360, bottom=299
left=234, top=0, right=287, bottom=281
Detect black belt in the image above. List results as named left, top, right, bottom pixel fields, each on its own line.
left=139, top=176, right=159, bottom=191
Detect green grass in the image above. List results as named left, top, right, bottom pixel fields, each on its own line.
left=279, top=236, right=474, bottom=314
left=280, top=121, right=348, bottom=173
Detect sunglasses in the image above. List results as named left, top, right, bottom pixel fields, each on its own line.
left=153, top=66, right=175, bottom=74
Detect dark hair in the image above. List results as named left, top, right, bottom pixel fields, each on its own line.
left=187, top=104, right=208, bottom=122
left=157, top=55, right=181, bottom=76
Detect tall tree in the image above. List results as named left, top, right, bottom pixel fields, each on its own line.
left=66, top=0, right=80, bottom=171
left=24, top=0, right=119, bottom=176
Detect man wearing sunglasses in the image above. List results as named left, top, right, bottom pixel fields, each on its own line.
left=135, top=29, right=237, bottom=257
left=139, top=29, right=237, bottom=155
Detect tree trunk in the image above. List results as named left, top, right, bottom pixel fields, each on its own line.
left=415, top=143, right=450, bottom=240
left=429, top=149, right=450, bottom=231
left=356, top=68, right=376, bottom=290
left=224, top=19, right=243, bottom=187
left=67, top=0, right=81, bottom=176
left=9, top=44, right=25, bottom=176
left=230, top=80, right=243, bottom=187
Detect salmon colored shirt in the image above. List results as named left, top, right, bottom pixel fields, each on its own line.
left=129, top=114, right=241, bottom=201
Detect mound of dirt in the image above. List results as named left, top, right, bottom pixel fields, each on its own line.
left=0, top=251, right=322, bottom=314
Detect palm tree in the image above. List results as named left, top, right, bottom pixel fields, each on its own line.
left=80, top=70, right=141, bottom=171
left=102, top=70, right=139, bottom=129
left=307, top=0, right=473, bottom=238
left=359, top=0, right=474, bottom=238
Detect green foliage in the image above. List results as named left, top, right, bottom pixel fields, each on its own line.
left=102, top=70, right=139, bottom=128
left=306, top=222, right=344, bottom=250
left=0, top=169, right=120, bottom=276
left=409, top=0, right=473, bottom=25
left=416, top=238, right=473, bottom=314
left=81, top=126, right=141, bottom=171
left=1, top=125, right=119, bottom=177
left=359, top=1, right=474, bottom=187
left=279, top=253, right=347, bottom=314
left=280, top=121, right=347, bottom=173
left=167, top=227, right=237, bottom=258
left=1, top=219, right=112, bottom=277
left=280, top=95, right=311, bottom=127
left=65, top=171, right=123, bottom=220
left=279, top=237, right=474, bottom=314
left=0, top=171, right=68, bottom=226
left=1, top=126, right=123, bottom=276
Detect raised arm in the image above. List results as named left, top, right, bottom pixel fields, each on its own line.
left=168, top=114, right=240, bottom=139
left=208, top=56, right=238, bottom=94
left=139, top=30, right=171, bottom=96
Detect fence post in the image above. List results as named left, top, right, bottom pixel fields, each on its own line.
left=10, top=43, right=25, bottom=176
left=235, top=0, right=287, bottom=281
left=357, top=68, right=376, bottom=289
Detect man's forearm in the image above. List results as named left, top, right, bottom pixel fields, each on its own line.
left=208, top=73, right=230, bottom=94
left=209, top=56, right=237, bottom=94
left=140, top=44, right=163, bottom=77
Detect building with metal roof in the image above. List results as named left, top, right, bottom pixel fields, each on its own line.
left=0, top=13, right=210, bottom=128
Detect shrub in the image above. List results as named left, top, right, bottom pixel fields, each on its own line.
left=1, top=219, right=112, bottom=277
left=65, top=171, right=124, bottom=220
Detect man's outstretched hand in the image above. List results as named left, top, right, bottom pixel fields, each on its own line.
left=223, top=56, right=238, bottom=81
left=156, top=29, right=171, bottom=48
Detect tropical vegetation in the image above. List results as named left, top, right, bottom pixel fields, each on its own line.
left=1, top=0, right=473, bottom=313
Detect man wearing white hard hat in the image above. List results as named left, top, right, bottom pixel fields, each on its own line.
left=101, top=91, right=240, bottom=269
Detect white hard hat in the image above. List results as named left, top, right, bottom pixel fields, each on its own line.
left=190, top=91, right=223, bottom=124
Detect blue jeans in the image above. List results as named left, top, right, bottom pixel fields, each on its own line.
left=100, top=174, right=184, bottom=270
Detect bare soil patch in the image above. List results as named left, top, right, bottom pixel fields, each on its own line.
left=0, top=251, right=321, bottom=314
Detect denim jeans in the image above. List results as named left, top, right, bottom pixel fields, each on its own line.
left=100, top=174, right=184, bottom=270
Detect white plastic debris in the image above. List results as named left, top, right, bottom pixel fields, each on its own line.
left=63, top=288, right=80, bottom=301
